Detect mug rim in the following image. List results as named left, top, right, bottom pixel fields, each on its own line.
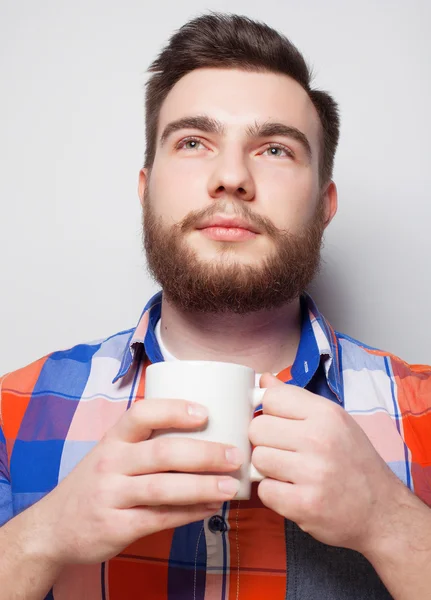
left=146, top=359, right=255, bottom=374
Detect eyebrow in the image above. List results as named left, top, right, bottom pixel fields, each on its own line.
left=159, top=115, right=312, bottom=160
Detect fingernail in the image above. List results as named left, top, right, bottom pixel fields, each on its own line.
left=187, top=403, right=208, bottom=419
left=225, top=447, right=244, bottom=466
left=218, top=478, right=240, bottom=496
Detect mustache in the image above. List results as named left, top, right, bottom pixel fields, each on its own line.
left=179, top=201, right=280, bottom=238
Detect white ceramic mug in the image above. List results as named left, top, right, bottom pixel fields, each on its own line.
left=144, top=360, right=266, bottom=500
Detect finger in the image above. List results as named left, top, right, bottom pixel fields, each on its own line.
left=120, top=473, right=240, bottom=508
left=259, top=372, right=285, bottom=388
left=262, top=385, right=322, bottom=420
left=249, top=414, right=304, bottom=451
left=123, top=437, right=244, bottom=476
left=109, top=398, right=208, bottom=443
left=257, top=478, right=306, bottom=523
left=251, top=446, right=303, bottom=482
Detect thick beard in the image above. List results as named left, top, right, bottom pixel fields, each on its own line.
left=142, top=190, right=325, bottom=315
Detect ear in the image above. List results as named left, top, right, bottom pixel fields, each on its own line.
left=138, top=168, right=148, bottom=208
left=321, top=180, right=338, bottom=228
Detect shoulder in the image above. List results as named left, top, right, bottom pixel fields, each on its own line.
left=333, top=330, right=431, bottom=408
left=0, top=327, right=135, bottom=399
left=334, top=330, right=431, bottom=375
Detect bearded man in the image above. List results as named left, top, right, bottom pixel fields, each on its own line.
left=1, top=12, right=430, bottom=600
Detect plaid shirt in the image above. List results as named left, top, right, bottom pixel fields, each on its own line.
left=1, top=291, right=430, bottom=599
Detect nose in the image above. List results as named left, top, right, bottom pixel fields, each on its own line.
left=207, top=149, right=256, bottom=202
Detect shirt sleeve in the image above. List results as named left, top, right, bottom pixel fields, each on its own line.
left=0, top=379, right=13, bottom=527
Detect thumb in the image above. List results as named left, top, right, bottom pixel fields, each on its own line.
left=260, top=372, right=285, bottom=388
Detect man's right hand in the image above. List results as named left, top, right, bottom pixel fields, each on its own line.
left=28, top=398, right=243, bottom=567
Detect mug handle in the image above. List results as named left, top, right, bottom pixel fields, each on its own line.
left=249, top=387, right=267, bottom=482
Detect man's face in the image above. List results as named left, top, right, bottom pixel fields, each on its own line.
left=140, top=68, right=336, bottom=313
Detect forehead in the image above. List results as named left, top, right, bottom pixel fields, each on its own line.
left=157, top=68, right=321, bottom=148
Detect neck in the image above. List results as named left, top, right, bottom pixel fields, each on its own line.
left=158, top=295, right=302, bottom=373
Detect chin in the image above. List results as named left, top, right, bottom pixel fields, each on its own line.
left=198, top=247, right=267, bottom=265
left=189, top=239, right=270, bottom=262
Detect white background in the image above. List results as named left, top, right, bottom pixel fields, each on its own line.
left=1, top=0, right=430, bottom=374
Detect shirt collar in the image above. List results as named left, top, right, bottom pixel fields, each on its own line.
left=112, top=291, right=163, bottom=383
left=112, top=291, right=344, bottom=403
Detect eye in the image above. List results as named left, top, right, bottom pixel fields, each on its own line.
left=261, top=144, right=293, bottom=158
left=176, top=137, right=205, bottom=151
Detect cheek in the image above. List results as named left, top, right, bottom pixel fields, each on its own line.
left=258, top=169, right=318, bottom=231
left=149, top=158, right=208, bottom=223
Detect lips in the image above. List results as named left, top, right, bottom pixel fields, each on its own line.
left=195, top=215, right=260, bottom=243
left=198, top=226, right=257, bottom=242
left=196, top=216, right=260, bottom=234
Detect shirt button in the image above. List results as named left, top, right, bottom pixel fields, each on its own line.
left=208, top=515, right=227, bottom=533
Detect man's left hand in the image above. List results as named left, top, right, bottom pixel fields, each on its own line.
left=249, top=373, right=408, bottom=555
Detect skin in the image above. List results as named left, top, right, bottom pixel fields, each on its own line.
left=252, top=374, right=431, bottom=600
left=0, top=398, right=242, bottom=598
left=139, top=68, right=337, bottom=373
left=1, top=67, right=429, bottom=600
left=136, top=67, right=431, bottom=600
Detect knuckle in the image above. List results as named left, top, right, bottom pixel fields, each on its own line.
left=306, top=421, right=335, bottom=450
left=249, top=415, right=268, bottom=444
left=315, top=458, right=335, bottom=483
left=248, top=419, right=260, bottom=444
left=93, top=475, right=119, bottom=506
left=154, top=507, right=172, bottom=531
left=133, top=398, right=188, bottom=428
left=195, top=441, right=229, bottom=471
left=257, top=477, right=273, bottom=504
left=335, top=405, right=351, bottom=428
left=306, top=461, right=327, bottom=486
left=150, top=437, right=172, bottom=467
left=301, top=486, right=324, bottom=514
left=128, top=400, right=147, bottom=424
left=95, top=457, right=112, bottom=474
left=202, top=442, right=221, bottom=467
left=94, top=445, right=121, bottom=474
left=321, top=400, right=343, bottom=423
left=251, top=446, right=267, bottom=470
left=206, top=442, right=235, bottom=470
left=306, top=428, right=324, bottom=449
left=261, top=389, right=275, bottom=412
left=144, top=475, right=166, bottom=502
left=263, top=387, right=284, bottom=411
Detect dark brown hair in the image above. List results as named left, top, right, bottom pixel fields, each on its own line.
left=145, top=12, right=340, bottom=185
